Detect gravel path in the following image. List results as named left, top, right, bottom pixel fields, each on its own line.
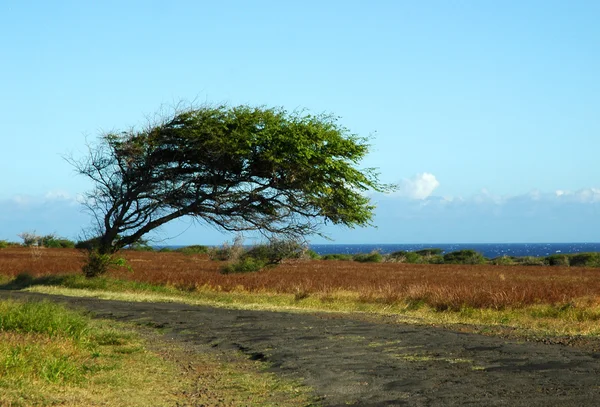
left=2, top=291, right=600, bottom=406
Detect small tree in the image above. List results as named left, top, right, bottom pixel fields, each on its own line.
left=18, top=231, right=41, bottom=247
left=68, top=104, right=391, bottom=276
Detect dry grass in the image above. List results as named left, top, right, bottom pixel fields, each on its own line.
left=2, top=247, right=600, bottom=311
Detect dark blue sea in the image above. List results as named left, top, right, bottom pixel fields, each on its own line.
left=308, top=243, right=600, bottom=258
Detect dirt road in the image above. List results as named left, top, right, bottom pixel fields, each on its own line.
left=2, top=291, right=600, bottom=406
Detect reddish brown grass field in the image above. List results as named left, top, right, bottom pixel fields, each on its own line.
left=2, top=247, right=600, bottom=310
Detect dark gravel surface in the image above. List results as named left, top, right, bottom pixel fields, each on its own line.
left=2, top=290, right=600, bottom=407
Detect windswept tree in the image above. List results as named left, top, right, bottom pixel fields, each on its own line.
left=69, top=104, right=390, bottom=275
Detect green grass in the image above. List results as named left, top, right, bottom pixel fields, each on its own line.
left=0, top=298, right=317, bottom=406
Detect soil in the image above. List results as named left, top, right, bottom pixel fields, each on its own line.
left=2, top=291, right=600, bottom=407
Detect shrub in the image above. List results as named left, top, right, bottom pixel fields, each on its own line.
left=303, top=249, right=321, bottom=260
left=428, top=255, right=445, bottom=264
left=126, top=239, right=154, bottom=251
left=404, top=252, right=424, bottom=264
left=208, top=236, right=244, bottom=261
left=75, top=237, right=100, bottom=250
left=546, top=254, right=570, bottom=266
left=443, top=249, right=486, bottom=265
left=18, top=231, right=41, bottom=247
left=221, top=257, right=266, bottom=274
left=81, top=251, right=131, bottom=278
left=176, top=245, right=209, bottom=255
left=568, top=253, right=600, bottom=267
left=415, top=248, right=443, bottom=257
left=388, top=250, right=407, bottom=259
left=40, top=235, right=76, bottom=249
left=321, top=253, right=353, bottom=261
left=0, top=240, right=8, bottom=249
left=490, top=255, right=517, bottom=266
left=352, top=252, right=383, bottom=263
left=243, top=239, right=307, bottom=265
left=512, top=256, right=547, bottom=266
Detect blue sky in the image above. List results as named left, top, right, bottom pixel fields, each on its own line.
left=1, top=1, right=599, bottom=244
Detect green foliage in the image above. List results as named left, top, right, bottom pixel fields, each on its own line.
left=568, top=252, right=600, bottom=267
left=387, top=251, right=421, bottom=263
left=428, top=255, right=445, bottom=264
left=403, top=252, right=424, bottom=263
left=243, top=239, right=307, bottom=265
left=387, top=250, right=442, bottom=264
left=18, top=231, right=40, bottom=247
left=546, top=254, right=570, bottom=266
left=40, top=234, right=76, bottom=248
left=321, top=253, right=354, bottom=261
left=443, top=249, right=486, bottom=265
left=0, top=240, right=8, bottom=249
left=208, top=236, right=245, bottom=261
left=389, top=250, right=407, bottom=258
left=75, top=237, right=100, bottom=250
left=82, top=251, right=132, bottom=278
left=352, top=252, right=383, bottom=263
left=303, top=249, right=321, bottom=260
left=512, top=256, right=547, bottom=266
left=126, top=239, right=154, bottom=251
left=70, top=104, right=391, bottom=260
left=415, top=248, right=443, bottom=256
left=221, top=258, right=267, bottom=274
left=490, top=255, right=517, bottom=266
left=209, top=247, right=234, bottom=261
left=175, top=245, right=209, bottom=255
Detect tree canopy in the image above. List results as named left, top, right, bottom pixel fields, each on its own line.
left=70, top=104, right=390, bottom=256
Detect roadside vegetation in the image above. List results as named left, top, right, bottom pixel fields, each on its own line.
left=4, top=247, right=600, bottom=339
left=0, top=296, right=316, bottom=407
left=0, top=298, right=186, bottom=406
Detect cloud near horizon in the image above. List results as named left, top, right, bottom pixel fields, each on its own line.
left=3, top=186, right=600, bottom=245
left=395, top=172, right=440, bottom=200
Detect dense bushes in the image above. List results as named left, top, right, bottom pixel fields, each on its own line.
left=443, top=249, right=486, bottom=264
left=213, top=238, right=311, bottom=273
left=352, top=252, right=383, bottom=263
left=175, top=245, right=209, bottom=255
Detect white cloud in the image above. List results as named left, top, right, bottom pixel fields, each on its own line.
left=555, top=188, right=600, bottom=203
left=395, top=172, right=440, bottom=200
left=44, top=190, right=73, bottom=201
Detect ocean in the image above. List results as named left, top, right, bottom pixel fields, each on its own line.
left=308, top=243, right=600, bottom=258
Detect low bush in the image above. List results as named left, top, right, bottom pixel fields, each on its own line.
left=321, top=253, right=354, bottom=261
left=40, top=235, right=76, bottom=249
left=404, top=252, right=424, bottom=263
left=443, top=249, right=486, bottom=265
left=303, top=249, right=321, bottom=260
left=428, top=254, right=445, bottom=264
left=82, top=251, right=131, bottom=278
left=415, top=248, right=443, bottom=257
left=126, top=239, right=154, bottom=251
left=208, top=237, right=244, bottom=261
left=18, top=231, right=40, bottom=247
left=243, top=239, right=306, bottom=265
left=546, top=254, right=570, bottom=266
left=353, top=252, right=383, bottom=263
left=221, top=257, right=267, bottom=274
left=490, top=255, right=517, bottom=266
left=512, top=256, right=547, bottom=266
left=568, top=252, right=600, bottom=267
left=176, top=245, right=209, bottom=255
left=75, top=237, right=100, bottom=250
left=0, top=240, right=8, bottom=249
